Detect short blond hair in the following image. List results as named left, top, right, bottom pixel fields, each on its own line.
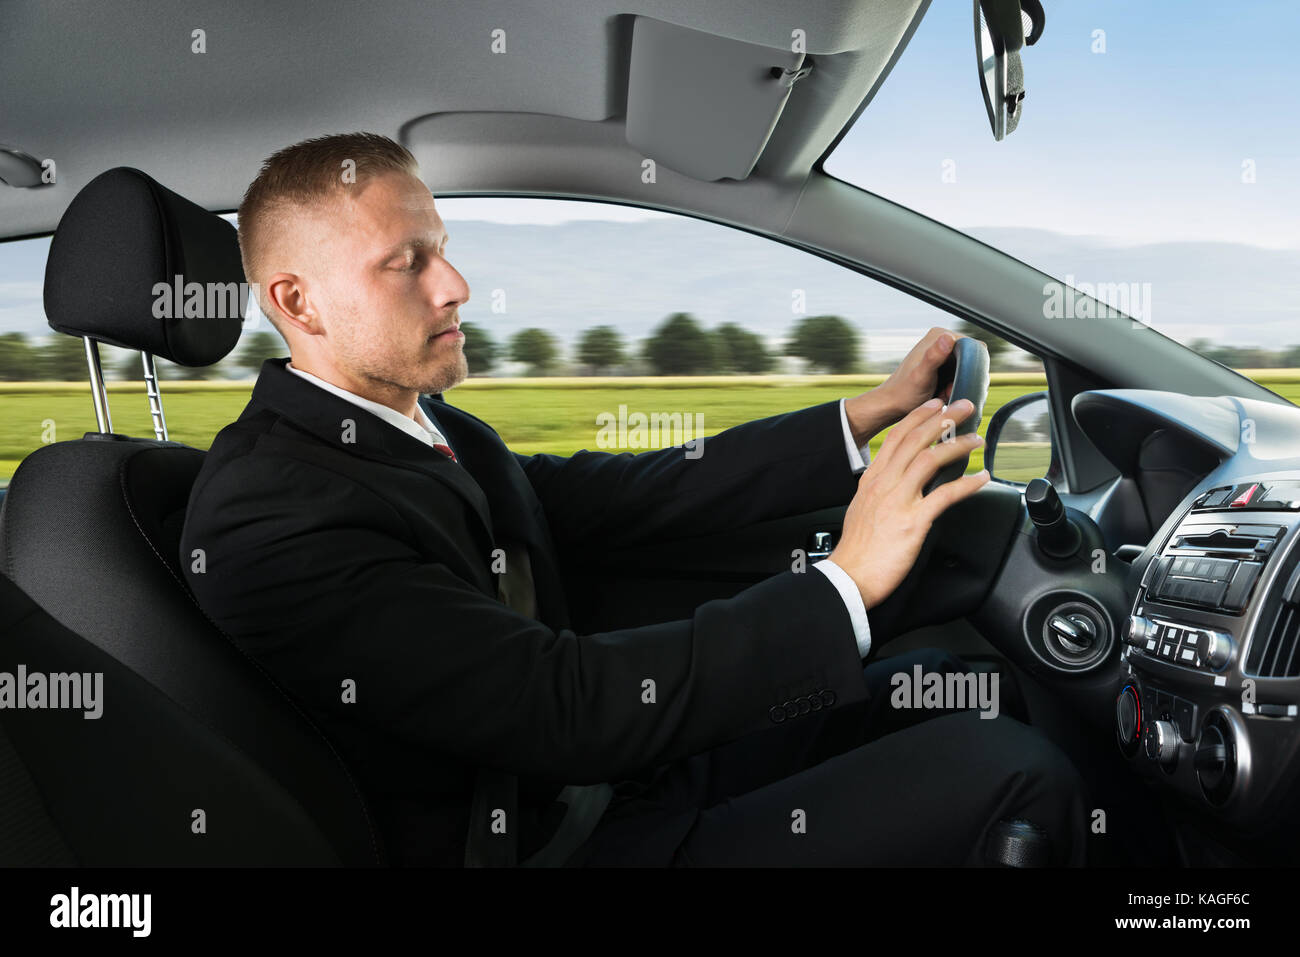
left=237, top=132, right=420, bottom=324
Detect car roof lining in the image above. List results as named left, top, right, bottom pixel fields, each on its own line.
left=0, top=0, right=926, bottom=239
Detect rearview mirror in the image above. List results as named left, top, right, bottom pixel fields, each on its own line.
left=975, top=0, right=1045, bottom=141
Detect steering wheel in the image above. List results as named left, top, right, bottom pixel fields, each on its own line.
left=922, top=335, right=990, bottom=494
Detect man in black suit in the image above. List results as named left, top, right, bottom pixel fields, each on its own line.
left=180, top=132, right=1087, bottom=867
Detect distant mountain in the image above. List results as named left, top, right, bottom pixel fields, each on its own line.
left=965, top=227, right=1300, bottom=349
left=1, top=221, right=1296, bottom=365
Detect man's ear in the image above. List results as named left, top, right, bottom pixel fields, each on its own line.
left=264, top=272, right=319, bottom=338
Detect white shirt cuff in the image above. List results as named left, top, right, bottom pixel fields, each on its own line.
left=813, top=558, right=873, bottom=659
left=839, top=397, right=872, bottom=474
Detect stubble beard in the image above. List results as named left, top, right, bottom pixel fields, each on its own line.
left=348, top=343, right=467, bottom=398
left=419, top=344, right=468, bottom=395
left=332, top=296, right=468, bottom=396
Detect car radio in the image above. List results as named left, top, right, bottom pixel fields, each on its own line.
left=1117, top=475, right=1300, bottom=821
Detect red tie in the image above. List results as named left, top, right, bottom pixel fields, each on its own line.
left=433, top=442, right=458, bottom=463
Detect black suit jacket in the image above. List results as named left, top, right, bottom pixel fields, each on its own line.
left=179, top=357, right=871, bottom=865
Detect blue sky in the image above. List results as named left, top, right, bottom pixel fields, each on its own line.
left=826, top=0, right=1300, bottom=251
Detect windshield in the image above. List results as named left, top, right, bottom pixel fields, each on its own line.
left=824, top=1, right=1300, bottom=363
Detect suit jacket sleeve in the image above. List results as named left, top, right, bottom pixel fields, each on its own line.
left=181, top=452, right=869, bottom=785
left=512, top=400, right=859, bottom=552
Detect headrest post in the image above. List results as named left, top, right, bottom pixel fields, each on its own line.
left=141, top=352, right=169, bottom=441
left=82, top=336, right=113, bottom=434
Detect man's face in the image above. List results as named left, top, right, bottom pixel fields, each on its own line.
left=301, top=169, right=470, bottom=397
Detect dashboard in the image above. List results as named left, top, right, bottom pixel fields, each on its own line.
left=1070, top=390, right=1300, bottom=836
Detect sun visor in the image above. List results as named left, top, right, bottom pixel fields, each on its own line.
left=625, top=17, right=807, bottom=182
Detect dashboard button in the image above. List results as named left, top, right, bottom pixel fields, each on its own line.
left=1201, top=580, right=1228, bottom=607
left=1116, top=685, right=1143, bottom=757
left=1128, top=615, right=1158, bottom=644
left=1202, top=487, right=1233, bottom=507
left=1227, top=486, right=1258, bottom=509
left=1230, top=484, right=1259, bottom=507
left=1254, top=484, right=1300, bottom=509
left=1222, top=561, right=1263, bottom=611
left=1147, top=556, right=1173, bottom=594
left=1174, top=699, right=1197, bottom=741
left=1141, top=687, right=1156, bottom=718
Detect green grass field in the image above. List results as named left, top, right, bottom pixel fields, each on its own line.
left=3, top=373, right=1298, bottom=485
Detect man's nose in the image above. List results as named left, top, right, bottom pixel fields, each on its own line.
left=428, top=256, right=470, bottom=309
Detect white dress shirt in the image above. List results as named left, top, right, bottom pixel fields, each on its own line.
left=820, top=399, right=873, bottom=658
left=285, top=363, right=873, bottom=658
left=286, top=362, right=454, bottom=454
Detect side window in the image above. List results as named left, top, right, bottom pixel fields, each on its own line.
left=432, top=197, right=1044, bottom=475
left=0, top=199, right=1045, bottom=487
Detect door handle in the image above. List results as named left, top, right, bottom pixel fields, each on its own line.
left=807, top=531, right=835, bottom=561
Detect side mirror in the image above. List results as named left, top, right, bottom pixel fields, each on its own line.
left=985, top=391, right=1057, bottom=485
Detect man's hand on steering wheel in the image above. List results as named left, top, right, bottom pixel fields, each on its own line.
left=843, top=327, right=967, bottom=448
left=829, top=397, right=990, bottom=611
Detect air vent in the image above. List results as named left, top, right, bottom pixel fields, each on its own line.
left=1246, top=604, right=1300, bottom=677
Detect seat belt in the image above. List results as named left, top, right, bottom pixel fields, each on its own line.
left=519, top=782, right=615, bottom=868
left=464, top=541, right=613, bottom=867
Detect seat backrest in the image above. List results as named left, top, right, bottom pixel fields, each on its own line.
left=0, top=167, right=383, bottom=865
left=0, top=568, right=376, bottom=865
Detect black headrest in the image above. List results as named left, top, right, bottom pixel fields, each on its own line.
left=43, top=167, right=244, bottom=367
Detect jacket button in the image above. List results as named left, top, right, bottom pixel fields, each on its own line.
left=783, top=700, right=799, bottom=719
left=795, top=696, right=812, bottom=715
left=769, top=705, right=787, bottom=724
left=819, top=689, right=837, bottom=708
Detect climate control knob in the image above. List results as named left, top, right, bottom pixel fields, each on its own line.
left=1127, top=615, right=1158, bottom=646
left=1144, top=719, right=1179, bottom=768
left=1198, top=630, right=1234, bottom=671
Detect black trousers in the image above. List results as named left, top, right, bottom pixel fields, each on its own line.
left=570, top=648, right=1089, bottom=866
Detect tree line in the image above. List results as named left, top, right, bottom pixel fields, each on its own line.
left=0, top=330, right=287, bottom=381
left=3, top=321, right=1295, bottom=382
left=468, top=314, right=993, bottom=376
